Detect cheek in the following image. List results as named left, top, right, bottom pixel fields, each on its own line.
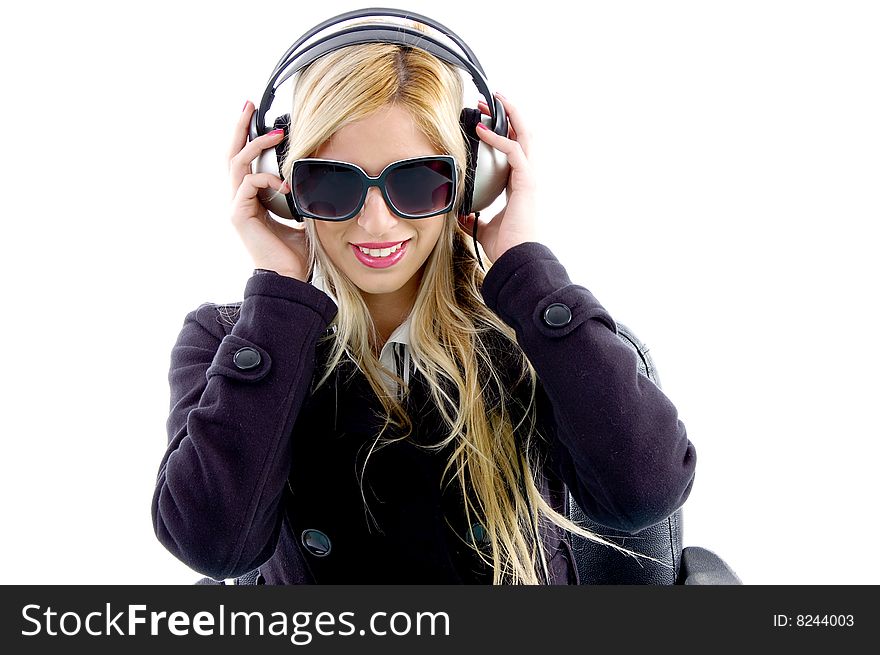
left=420, top=218, right=446, bottom=248
left=314, top=223, right=344, bottom=248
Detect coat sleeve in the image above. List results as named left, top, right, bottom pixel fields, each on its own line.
left=152, top=271, right=338, bottom=580
left=480, top=241, right=697, bottom=533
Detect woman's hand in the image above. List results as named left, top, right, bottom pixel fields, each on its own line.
left=459, top=91, right=539, bottom=263
left=228, top=101, right=310, bottom=281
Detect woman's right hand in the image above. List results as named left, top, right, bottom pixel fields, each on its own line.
left=228, top=101, right=310, bottom=281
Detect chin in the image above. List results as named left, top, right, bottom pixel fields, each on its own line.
left=350, top=273, right=407, bottom=294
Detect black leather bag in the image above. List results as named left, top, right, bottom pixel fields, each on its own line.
left=567, top=322, right=740, bottom=585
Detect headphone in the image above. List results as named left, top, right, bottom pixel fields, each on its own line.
left=247, top=6, right=512, bottom=271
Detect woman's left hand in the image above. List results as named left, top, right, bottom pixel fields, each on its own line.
left=459, top=91, right=539, bottom=263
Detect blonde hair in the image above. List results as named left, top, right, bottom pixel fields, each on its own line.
left=277, top=19, right=663, bottom=584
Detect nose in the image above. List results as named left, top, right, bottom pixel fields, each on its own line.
left=356, top=186, right=400, bottom=237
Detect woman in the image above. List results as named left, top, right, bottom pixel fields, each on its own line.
left=152, top=17, right=697, bottom=585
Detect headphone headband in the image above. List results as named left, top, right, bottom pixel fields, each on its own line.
left=271, top=7, right=487, bottom=77
left=249, top=8, right=507, bottom=141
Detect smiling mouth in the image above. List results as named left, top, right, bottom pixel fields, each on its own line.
left=351, top=238, right=411, bottom=256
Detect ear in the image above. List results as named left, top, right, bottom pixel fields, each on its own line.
left=458, top=212, right=476, bottom=237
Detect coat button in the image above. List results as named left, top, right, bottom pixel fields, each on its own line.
left=468, top=523, right=490, bottom=546
left=232, top=347, right=261, bottom=370
left=543, top=303, right=572, bottom=327
left=301, top=529, right=331, bottom=557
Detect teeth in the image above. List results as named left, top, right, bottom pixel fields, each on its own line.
left=358, top=241, right=404, bottom=257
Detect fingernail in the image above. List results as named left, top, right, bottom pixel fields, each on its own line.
left=476, top=123, right=489, bottom=131
left=242, top=100, right=250, bottom=112
left=268, top=129, right=284, bottom=136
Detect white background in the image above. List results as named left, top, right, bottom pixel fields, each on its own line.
left=1, top=0, right=877, bottom=585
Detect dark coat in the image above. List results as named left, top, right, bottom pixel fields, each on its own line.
left=152, top=241, right=697, bottom=584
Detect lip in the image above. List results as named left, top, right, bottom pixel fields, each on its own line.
left=351, top=238, right=410, bottom=269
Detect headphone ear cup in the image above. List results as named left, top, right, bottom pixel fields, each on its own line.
left=253, top=113, right=301, bottom=221
left=459, top=107, right=510, bottom=217
left=458, top=107, right=481, bottom=218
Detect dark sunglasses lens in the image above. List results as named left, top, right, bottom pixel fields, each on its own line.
left=386, top=159, right=454, bottom=216
left=292, top=162, right=362, bottom=219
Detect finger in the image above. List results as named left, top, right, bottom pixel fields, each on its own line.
left=229, top=127, right=285, bottom=173
left=478, top=98, right=515, bottom=137
left=477, top=98, right=522, bottom=154
left=232, top=171, right=290, bottom=208
left=474, top=120, right=530, bottom=174
left=229, top=128, right=286, bottom=192
left=228, top=101, right=254, bottom=163
left=493, top=92, right=530, bottom=159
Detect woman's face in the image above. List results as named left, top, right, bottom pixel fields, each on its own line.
left=311, top=103, right=447, bottom=303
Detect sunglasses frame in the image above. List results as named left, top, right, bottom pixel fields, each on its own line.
left=290, top=154, right=458, bottom=221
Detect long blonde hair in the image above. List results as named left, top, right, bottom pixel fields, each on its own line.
left=278, top=18, right=662, bottom=584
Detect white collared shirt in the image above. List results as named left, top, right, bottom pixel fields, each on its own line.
left=310, top=259, right=412, bottom=398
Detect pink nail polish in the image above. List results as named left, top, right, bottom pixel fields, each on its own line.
left=268, top=129, right=284, bottom=136
left=242, top=100, right=250, bottom=112
left=476, top=123, right=488, bottom=130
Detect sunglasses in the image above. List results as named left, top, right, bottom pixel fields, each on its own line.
left=290, top=155, right=457, bottom=221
